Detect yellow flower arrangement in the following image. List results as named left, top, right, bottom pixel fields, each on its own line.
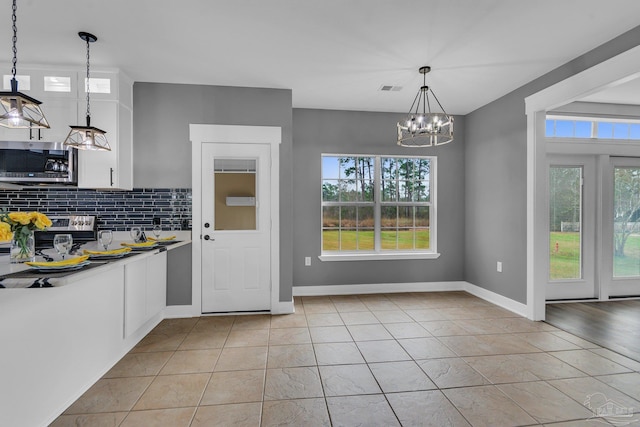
left=1, top=211, right=52, bottom=261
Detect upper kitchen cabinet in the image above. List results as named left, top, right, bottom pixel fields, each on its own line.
left=0, top=66, right=78, bottom=142
left=0, top=65, right=133, bottom=190
left=76, top=70, right=133, bottom=190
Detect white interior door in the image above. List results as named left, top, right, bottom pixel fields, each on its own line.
left=201, top=142, right=271, bottom=313
left=546, top=156, right=597, bottom=300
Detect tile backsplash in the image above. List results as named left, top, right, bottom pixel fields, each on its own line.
left=0, top=188, right=192, bottom=231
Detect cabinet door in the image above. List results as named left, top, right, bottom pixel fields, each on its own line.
left=146, top=252, right=167, bottom=319
left=38, top=97, right=78, bottom=142
left=0, top=69, right=77, bottom=142
left=124, top=258, right=147, bottom=338
left=77, top=100, right=118, bottom=188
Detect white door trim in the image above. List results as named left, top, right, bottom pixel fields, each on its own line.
left=190, top=124, right=281, bottom=316
left=525, top=44, right=640, bottom=320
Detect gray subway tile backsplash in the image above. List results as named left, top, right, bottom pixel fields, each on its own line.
left=0, top=188, right=192, bottom=231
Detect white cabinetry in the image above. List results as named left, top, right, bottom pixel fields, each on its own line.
left=124, top=251, right=167, bottom=338
left=0, top=66, right=78, bottom=143
left=0, top=64, right=133, bottom=189
left=147, top=251, right=168, bottom=319
left=77, top=70, right=133, bottom=190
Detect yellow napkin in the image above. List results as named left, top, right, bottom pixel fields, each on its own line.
left=147, top=235, right=176, bottom=242
left=26, top=255, right=90, bottom=267
left=83, top=247, right=132, bottom=255
left=120, top=241, right=157, bottom=247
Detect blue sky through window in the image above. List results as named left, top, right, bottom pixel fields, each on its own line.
left=546, top=118, right=640, bottom=141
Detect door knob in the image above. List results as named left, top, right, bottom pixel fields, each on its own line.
left=204, top=235, right=211, bottom=240
left=204, top=222, right=210, bottom=228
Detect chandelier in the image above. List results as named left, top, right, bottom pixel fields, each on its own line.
left=64, top=32, right=111, bottom=151
left=0, top=0, right=49, bottom=129
left=397, top=66, right=453, bottom=147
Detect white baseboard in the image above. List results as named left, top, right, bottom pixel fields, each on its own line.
left=164, top=305, right=197, bottom=318
left=463, top=282, right=528, bottom=318
left=166, top=283, right=528, bottom=319
left=293, top=281, right=466, bottom=296
left=292, top=281, right=529, bottom=319
left=271, top=299, right=295, bottom=314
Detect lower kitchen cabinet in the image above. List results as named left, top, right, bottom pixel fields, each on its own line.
left=124, top=251, right=167, bottom=337
left=147, top=250, right=168, bottom=321
left=0, top=248, right=173, bottom=427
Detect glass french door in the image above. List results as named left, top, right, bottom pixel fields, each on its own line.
left=603, top=157, right=640, bottom=297
left=546, top=156, right=597, bottom=300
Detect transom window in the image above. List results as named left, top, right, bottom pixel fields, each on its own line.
left=546, top=117, right=640, bottom=140
left=321, top=154, right=436, bottom=258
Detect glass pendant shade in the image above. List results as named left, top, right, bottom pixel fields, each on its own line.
left=397, top=66, right=454, bottom=147
left=64, top=31, right=110, bottom=151
left=65, top=117, right=110, bottom=151
left=0, top=0, right=49, bottom=129
left=0, top=83, right=50, bottom=128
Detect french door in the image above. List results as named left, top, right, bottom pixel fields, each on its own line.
left=546, top=155, right=640, bottom=301
left=602, top=157, right=640, bottom=298
left=546, top=156, right=597, bottom=300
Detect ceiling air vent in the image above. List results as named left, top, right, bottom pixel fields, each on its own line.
left=379, top=85, right=402, bottom=92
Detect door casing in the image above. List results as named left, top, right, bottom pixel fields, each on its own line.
left=190, top=124, right=287, bottom=316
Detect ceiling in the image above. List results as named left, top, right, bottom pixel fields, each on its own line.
left=3, top=0, right=640, bottom=115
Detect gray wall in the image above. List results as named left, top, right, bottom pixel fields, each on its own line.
left=167, top=243, right=192, bottom=305
left=465, top=25, right=640, bottom=304
left=292, top=109, right=465, bottom=287
left=133, top=83, right=294, bottom=302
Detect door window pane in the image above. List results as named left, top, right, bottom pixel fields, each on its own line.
left=549, top=166, right=582, bottom=280
left=613, top=167, right=640, bottom=277
left=214, top=169, right=256, bottom=231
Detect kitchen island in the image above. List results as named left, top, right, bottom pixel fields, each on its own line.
left=0, top=234, right=191, bottom=427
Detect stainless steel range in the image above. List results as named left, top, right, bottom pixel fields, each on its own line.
left=34, top=215, right=98, bottom=249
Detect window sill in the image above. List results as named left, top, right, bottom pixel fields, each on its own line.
left=318, top=252, right=441, bottom=262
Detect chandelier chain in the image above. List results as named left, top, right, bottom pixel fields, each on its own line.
left=85, top=35, right=91, bottom=119
left=11, top=0, right=17, bottom=79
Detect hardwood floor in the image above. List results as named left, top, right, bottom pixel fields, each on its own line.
left=546, top=300, right=640, bottom=362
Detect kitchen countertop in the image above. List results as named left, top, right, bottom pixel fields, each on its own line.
left=0, top=231, right=191, bottom=288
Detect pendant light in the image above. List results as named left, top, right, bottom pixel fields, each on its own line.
left=64, top=31, right=110, bottom=151
left=0, top=0, right=49, bottom=129
left=397, top=66, right=453, bottom=147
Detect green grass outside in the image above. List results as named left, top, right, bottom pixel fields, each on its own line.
left=550, top=231, right=640, bottom=279
left=323, top=229, right=430, bottom=251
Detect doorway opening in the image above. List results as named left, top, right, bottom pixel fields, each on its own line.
left=526, top=45, right=640, bottom=320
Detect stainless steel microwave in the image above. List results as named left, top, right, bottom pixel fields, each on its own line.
left=0, top=141, right=77, bottom=185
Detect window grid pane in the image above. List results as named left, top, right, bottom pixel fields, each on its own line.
left=322, top=154, right=433, bottom=253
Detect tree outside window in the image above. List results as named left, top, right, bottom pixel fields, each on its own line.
left=322, top=155, right=435, bottom=254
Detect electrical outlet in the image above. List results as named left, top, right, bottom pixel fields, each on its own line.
left=497, top=261, right=503, bottom=273
left=305, top=257, right=311, bottom=266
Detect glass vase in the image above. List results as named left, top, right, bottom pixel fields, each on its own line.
left=10, top=229, right=35, bottom=263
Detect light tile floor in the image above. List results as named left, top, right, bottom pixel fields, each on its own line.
left=51, top=292, right=640, bottom=426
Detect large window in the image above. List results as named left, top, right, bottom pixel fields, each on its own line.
left=321, top=154, right=436, bottom=259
